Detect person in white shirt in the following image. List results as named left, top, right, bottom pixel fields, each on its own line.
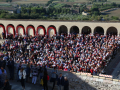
left=18, top=68, right=26, bottom=90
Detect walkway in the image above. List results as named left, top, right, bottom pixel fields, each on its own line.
left=105, top=47, right=120, bottom=79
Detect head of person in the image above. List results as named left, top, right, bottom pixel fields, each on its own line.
left=64, top=77, right=67, bottom=81
left=20, top=67, right=24, bottom=72
left=59, top=73, right=62, bottom=77
left=1, top=66, right=4, bottom=70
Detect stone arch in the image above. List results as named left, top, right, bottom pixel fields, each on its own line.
left=0, top=24, right=6, bottom=38
left=47, top=25, right=56, bottom=37
left=70, top=26, right=79, bottom=34
left=36, top=25, right=46, bottom=36
left=26, top=25, right=35, bottom=36
left=94, top=26, right=104, bottom=35
left=6, top=24, right=15, bottom=37
left=16, top=24, right=25, bottom=35
left=58, top=25, right=68, bottom=36
left=107, top=27, right=118, bottom=36
left=82, top=26, right=91, bottom=35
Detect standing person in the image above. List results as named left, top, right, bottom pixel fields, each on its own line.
left=17, top=62, right=22, bottom=82
left=43, top=71, right=48, bottom=90
left=57, top=73, right=64, bottom=90
left=0, top=69, right=7, bottom=88
left=8, top=58, right=14, bottom=80
left=26, top=63, right=31, bottom=82
left=32, top=64, right=38, bottom=85
left=39, top=65, right=47, bottom=84
left=18, top=68, right=26, bottom=90
left=0, top=66, right=7, bottom=75
left=2, top=32, right=4, bottom=39
left=51, top=67, right=57, bottom=90
left=63, top=77, right=69, bottom=90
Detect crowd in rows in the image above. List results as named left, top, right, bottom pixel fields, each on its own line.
left=0, top=32, right=119, bottom=90
left=0, top=33, right=119, bottom=74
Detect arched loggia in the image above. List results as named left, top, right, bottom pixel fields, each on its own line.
left=16, top=24, right=25, bottom=35
left=36, top=25, right=46, bottom=36
left=59, top=25, right=68, bottom=36
left=47, top=25, right=56, bottom=37
left=6, top=24, right=15, bottom=37
left=107, top=27, right=117, bottom=36
left=70, top=26, right=79, bottom=35
left=94, top=26, right=104, bottom=35
left=26, top=25, right=35, bottom=36
left=82, top=26, right=91, bottom=35
left=0, top=24, right=6, bottom=38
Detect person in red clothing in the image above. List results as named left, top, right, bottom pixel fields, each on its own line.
left=90, top=67, right=93, bottom=75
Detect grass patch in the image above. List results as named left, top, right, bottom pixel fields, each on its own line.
left=107, top=0, right=120, bottom=4
left=103, top=8, right=120, bottom=18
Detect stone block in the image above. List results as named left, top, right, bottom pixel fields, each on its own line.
left=105, top=78, right=113, bottom=81
left=99, top=76, right=105, bottom=79
left=113, top=79, right=119, bottom=82
left=87, top=74, right=93, bottom=77
left=112, top=81, right=118, bottom=84
left=80, top=73, right=87, bottom=76
left=96, top=79, right=103, bottom=82
left=76, top=73, right=80, bottom=75
left=93, top=75, right=99, bottom=78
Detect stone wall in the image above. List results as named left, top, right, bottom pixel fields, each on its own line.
left=16, top=64, right=120, bottom=90
left=47, top=68, right=120, bottom=90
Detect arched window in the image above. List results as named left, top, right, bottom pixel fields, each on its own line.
left=82, top=26, right=91, bottom=35
left=26, top=25, right=35, bottom=36
left=94, top=26, right=104, bottom=35
left=47, top=25, right=56, bottom=37
left=107, top=27, right=117, bottom=36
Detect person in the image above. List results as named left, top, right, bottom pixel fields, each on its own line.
left=0, top=69, right=7, bottom=88
left=2, top=32, right=4, bottom=39
left=57, top=73, right=64, bottom=90
left=8, top=58, right=14, bottom=80
left=39, top=65, right=47, bottom=84
left=63, top=77, right=69, bottom=90
left=26, top=63, right=31, bottom=82
left=51, top=67, right=57, bottom=90
left=43, top=71, right=48, bottom=90
left=32, top=64, right=38, bottom=85
left=18, top=68, right=26, bottom=90
left=0, top=67, right=7, bottom=75
left=3, top=79, right=11, bottom=90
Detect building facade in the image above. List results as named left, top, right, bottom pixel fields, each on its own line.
left=0, top=19, right=119, bottom=37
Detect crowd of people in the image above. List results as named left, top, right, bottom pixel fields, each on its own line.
left=0, top=32, right=119, bottom=90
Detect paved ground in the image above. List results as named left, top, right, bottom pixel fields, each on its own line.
left=104, top=46, right=120, bottom=79
left=9, top=80, right=45, bottom=90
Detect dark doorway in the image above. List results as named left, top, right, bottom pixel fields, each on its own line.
left=107, top=27, right=117, bottom=36
left=82, top=26, right=91, bottom=35
left=59, top=25, right=68, bottom=36
left=70, top=26, right=79, bottom=35
left=94, top=26, right=104, bottom=35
